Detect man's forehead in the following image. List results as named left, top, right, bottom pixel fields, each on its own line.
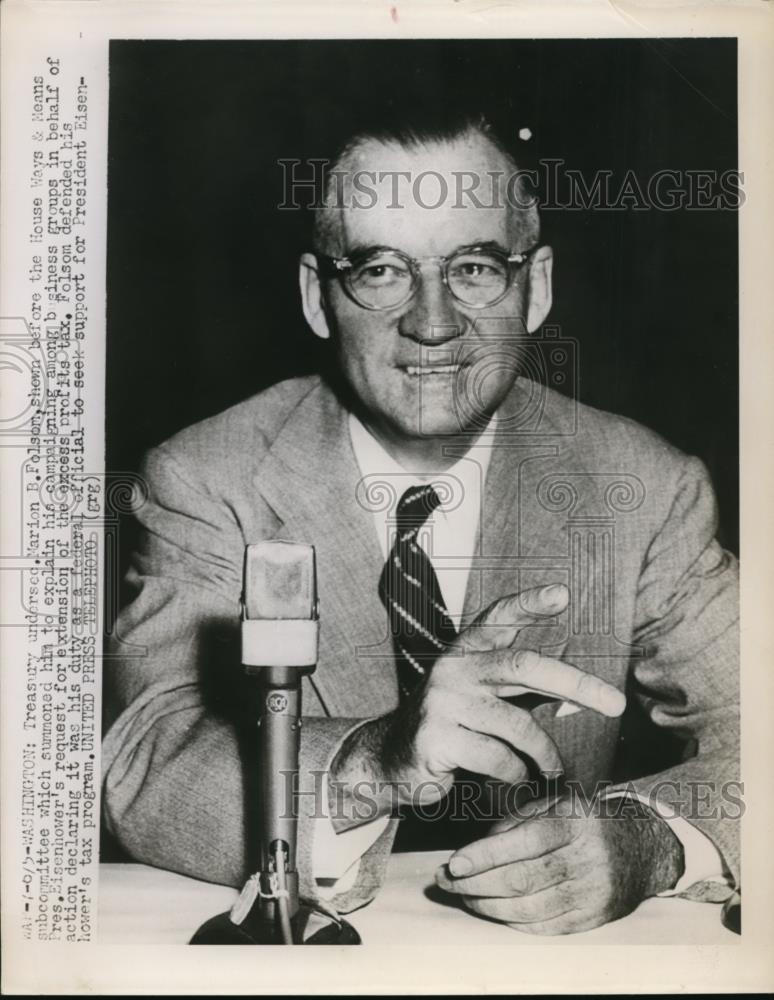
left=343, top=133, right=511, bottom=178
left=332, top=135, right=520, bottom=255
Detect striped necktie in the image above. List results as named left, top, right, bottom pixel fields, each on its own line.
left=378, top=484, right=457, bottom=700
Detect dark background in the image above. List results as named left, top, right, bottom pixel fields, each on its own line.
left=103, top=38, right=739, bottom=859
left=107, top=38, right=738, bottom=559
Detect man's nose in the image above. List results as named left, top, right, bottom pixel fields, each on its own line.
left=397, top=266, right=467, bottom=344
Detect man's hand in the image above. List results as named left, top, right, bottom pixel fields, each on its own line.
left=435, top=795, right=686, bottom=935
left=329, top=584, right=626, bottom=826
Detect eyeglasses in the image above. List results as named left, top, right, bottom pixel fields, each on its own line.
left=317, top=243, right=538, bottom=311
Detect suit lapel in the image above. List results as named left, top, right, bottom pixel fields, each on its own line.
left=460, top=382, right=620, bottom=773
left=462, top=378, right=573, bottom=625
left=255, top=381, right=398, bottom=718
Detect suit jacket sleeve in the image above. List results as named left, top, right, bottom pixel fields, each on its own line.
left=613, top=454, right=740, bottom=889
left=101, top=442, right=395, bottom=908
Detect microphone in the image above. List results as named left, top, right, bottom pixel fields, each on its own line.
left=191, top=541, right=360, bottom=945
left=241, top=540, right=318, bottom=934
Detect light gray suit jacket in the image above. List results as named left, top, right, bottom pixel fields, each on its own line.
left=102, top=375, right=739, bottom=913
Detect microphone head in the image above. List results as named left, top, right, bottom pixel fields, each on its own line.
left=243, top=541, right=317, bottom=621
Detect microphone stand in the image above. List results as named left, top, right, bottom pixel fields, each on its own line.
left=192, top=543, right=360, bottom=945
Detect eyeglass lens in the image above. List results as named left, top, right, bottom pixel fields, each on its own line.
left=347, top=249, right=511, bottom=309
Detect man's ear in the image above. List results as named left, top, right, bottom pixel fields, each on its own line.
left=525, top=245, right=553, bottom=333
left=299, top=253, right=331, bottom=340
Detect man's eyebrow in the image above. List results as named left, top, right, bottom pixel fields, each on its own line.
left=339, top=239, right=511, bottom=258
left=461, top=239, right=510, bottom=253
left=340, top=242, right=394, bottom=258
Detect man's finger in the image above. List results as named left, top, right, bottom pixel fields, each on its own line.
left=463, top=883, right=575, bottom=925
left=452, top=693, right=564, bottom=777
left=462, top=584, right=569, bottom=652
left=505, top=908, right=606, bottom=936
left=475, top=648, right=626, bottom=718
left=447, top=814, right=572, bottom=877
left=452, top=730, right=531, bottom=786
left=436, top=849, right=570, bottom=899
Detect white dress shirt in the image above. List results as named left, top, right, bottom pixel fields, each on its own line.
left=348, top=410, right=496, bottom=621
left=313, top=413, right=728, bottom=899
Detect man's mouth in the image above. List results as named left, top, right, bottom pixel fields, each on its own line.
left=401, top=363, right=465, bottom=377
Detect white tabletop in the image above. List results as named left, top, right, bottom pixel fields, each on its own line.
left=98, top=851, right=735, bottom=945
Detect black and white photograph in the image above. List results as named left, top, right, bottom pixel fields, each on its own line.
left=1, top=3, right=773, bottom=994
left=102, top=37, right=741, bottom=941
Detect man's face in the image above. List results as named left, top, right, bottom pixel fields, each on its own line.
left=302, top=133, right=552, bottom=453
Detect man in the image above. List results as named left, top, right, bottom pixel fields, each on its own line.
left=102, top=109, right=739, bottom=935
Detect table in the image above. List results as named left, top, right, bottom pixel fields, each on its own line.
left=98, top=852, right=735, bottom=945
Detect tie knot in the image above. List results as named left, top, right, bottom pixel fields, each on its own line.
left=395, top=484, right=441, bottom=533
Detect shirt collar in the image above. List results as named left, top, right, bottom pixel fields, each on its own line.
left=348, top=411, right=496, bottom=511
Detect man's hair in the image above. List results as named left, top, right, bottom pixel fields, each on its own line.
left=311, top=105, right=540, bottom=254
